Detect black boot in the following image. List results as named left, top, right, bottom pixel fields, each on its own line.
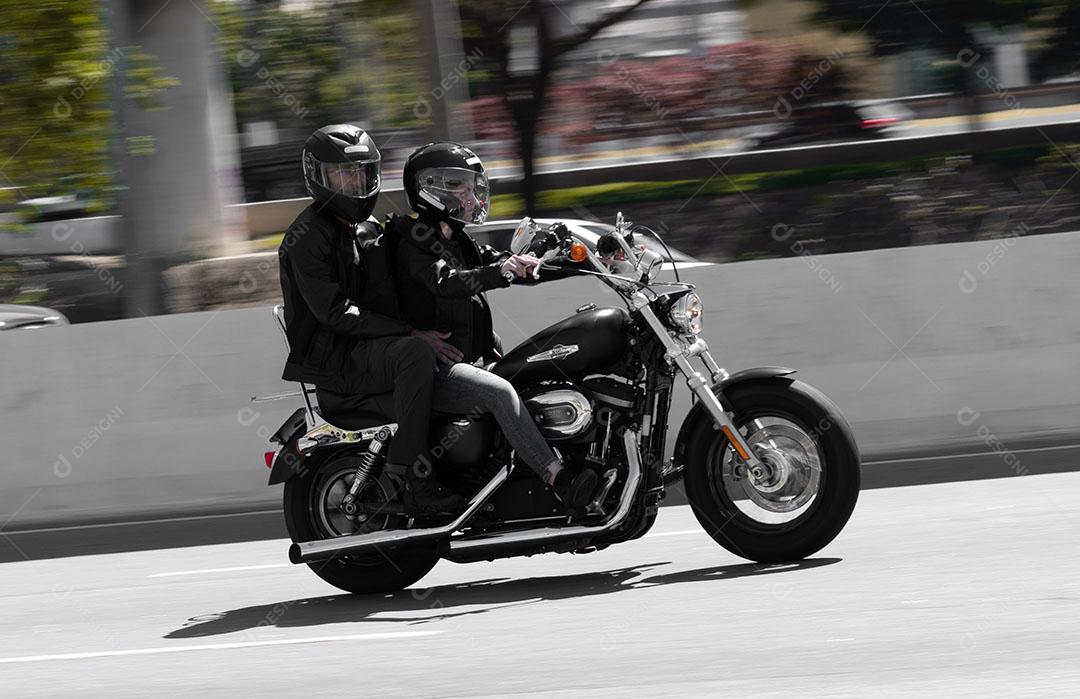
left=550, top=467, right=600, bottom=515
left=402, top=469, right=466, bottom=518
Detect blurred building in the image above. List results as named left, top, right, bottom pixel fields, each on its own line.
left=556, top=0, right=746, bottom=61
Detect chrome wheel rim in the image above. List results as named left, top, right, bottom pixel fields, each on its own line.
left=719, top=416, right=823, bottom=525
left=312, top=463, right=391, bottom=539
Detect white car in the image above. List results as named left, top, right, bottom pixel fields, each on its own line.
left=0, top=304, right=69, bottom=331
left=467, top=218, right=708, bottom=271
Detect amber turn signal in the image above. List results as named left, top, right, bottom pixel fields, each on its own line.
left=569, top=242, right=588, bottom=262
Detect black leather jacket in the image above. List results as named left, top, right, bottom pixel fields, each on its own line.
left=388, top=214, right=510, bottom=365
left=278, top=205, right=410, bottom=387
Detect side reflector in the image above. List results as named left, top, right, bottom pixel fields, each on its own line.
left=859, top=117, right=898, bottom=129
left=721, top=426, right=751, bottom=461
left=569, top=242, right=588, bottom=262
left=264, top=451, right=276, bottom=469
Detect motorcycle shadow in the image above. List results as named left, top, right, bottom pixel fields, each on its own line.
left=165, top=557, right=840, bottom=640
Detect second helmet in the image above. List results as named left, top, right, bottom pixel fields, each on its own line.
left=403, top=142, right=490, bottom=226
left=301, top=124, right=381, bottom=222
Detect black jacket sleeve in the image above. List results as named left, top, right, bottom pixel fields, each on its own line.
left=478, top=243, right=511, bottom=267
left=289, top=224, right=412, bottom=339
left=406, top=246, right=510, bottom=299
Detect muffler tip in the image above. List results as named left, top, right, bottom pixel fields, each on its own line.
left=288, top=542, right=303, bottom=564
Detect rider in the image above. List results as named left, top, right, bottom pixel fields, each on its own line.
left=278, top=124, right=464, bottom=516
left=388, top=141, right=601, bottom=515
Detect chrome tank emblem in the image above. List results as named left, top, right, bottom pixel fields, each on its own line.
left=526, top=344, right=579, bottom=363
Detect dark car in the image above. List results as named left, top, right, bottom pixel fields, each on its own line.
left=751, top=100, right=913, bottom=149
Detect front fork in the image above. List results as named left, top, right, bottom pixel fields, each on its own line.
left=637, top=305, right=764, bottom=471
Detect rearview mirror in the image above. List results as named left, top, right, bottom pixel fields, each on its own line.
left=510, top=217, right=538, bottom=255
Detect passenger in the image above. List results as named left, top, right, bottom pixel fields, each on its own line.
left=278, top=124, right=464, bottom=516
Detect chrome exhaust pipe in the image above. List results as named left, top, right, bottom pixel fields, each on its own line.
left=443, top=429, right=642, bottom=562
left=288, top=462, right=512, bottom=564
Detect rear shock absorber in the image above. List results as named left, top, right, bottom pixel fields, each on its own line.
left=341, top=426, right=392, bottom=520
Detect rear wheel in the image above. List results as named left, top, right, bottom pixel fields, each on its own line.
left=683, top=378, right=860, bottom=562
left=283, top=451, right=439, bottom=594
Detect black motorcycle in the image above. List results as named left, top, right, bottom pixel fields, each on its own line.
left=257, top=213, right=860, bottom=594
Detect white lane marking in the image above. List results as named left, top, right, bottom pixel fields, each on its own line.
left=661, top=262, right=711, bottom=270
left=4, top=510, right=281, bottom=535
left=0, top=631, right=443, bottom=665
left=149, top=563, right=292, bottom=578
left=864, top=443, right=1080, bottom=466
left=825, top=638, right=855, bottom=643
left=646, top=529, right=702, bottom=538
left=900, top=599, right=928, bottom=605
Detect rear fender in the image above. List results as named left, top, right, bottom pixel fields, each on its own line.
left=267, top=408, right=311, bottom=486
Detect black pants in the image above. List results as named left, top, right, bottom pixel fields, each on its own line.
left=339, top=335, right=436, bottom=466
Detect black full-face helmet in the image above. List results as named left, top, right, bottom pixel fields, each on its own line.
left=301, top=124, right=381, bottom=223
left=403, top=142, right=490, bottom=227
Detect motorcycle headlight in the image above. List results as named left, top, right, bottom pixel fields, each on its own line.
left=669, top=292, right=704, bottom=335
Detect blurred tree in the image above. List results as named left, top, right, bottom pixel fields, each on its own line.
left=805, top=1, right=1073, bottom=126
left=210, top=0, right=361, bottom=136
left=465, top=39, right=849, bottom=151
left=459, top=0, right=653, bottom=216
left=209, top=0, right=428, bottom=138
left=0, top=0, right=175, bottom=206
left=1031, top=4, right=1080, bottom=80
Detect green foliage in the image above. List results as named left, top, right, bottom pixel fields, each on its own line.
left=811, top=1, right=1049, bottom=54
left=208, top=0, right=427, bottom=131
left=808, top=0, right=1080, bottom=83
left=488, top=142, right=1076, bottom=216
left=0, top=1, right=178, bottom=206
left=0, top=1, right=114, bottom=204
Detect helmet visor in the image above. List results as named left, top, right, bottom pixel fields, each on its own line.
left=417, top=167, right=489, bottom=225
left=311, top=158, right=381, bottom=198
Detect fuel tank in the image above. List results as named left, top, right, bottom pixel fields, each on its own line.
left=492, top=307, right=630, bottom=387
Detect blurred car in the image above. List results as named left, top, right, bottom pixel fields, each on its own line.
left=749, top=100, right=914, bottom=149
left=467, top=218, right=706, bottom=270
left=0, top=303, right=69, bottom=330
left=0, top=257, right=123, bottom=324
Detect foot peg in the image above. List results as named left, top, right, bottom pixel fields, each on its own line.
left=586, top=469, right=619, bottom=516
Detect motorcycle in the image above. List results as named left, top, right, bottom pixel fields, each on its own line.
left=255, top=213, right=860, bottom=594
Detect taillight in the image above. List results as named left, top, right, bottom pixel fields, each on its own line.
left=264, top=451, right=276, bottom=469
left=860, top=117, right=898, bottom=129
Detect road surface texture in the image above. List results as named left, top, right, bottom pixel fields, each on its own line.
left=2, top=470, right=1078, bottom=696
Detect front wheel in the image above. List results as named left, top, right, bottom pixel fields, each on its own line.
left=682, top=378, right=860, bottom=562
left=283, top=451, right=439, bottom=594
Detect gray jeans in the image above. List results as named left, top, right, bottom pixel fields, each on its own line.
left=431, top=362, right=557, bottom=475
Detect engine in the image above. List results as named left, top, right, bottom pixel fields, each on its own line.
left=525, top=388, right=593, bottom=440
left=525, top=376, right=639, bottom=442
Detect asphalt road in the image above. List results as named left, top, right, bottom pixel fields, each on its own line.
left=5, top=440, right=1078, bottom=564
left=2, top=471, right=1079, bottom=696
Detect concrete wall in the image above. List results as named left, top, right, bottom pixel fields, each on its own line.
left=2, top=230, right=1078, bottom=529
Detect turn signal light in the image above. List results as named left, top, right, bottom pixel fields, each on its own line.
left=569, top=242, right=588, bottom=262
left=721, top=426, right=751, bottom=461
left=264, top=451, right=276, bottom=469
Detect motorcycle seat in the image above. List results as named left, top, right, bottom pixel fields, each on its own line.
left=316, top=387, right=468, bottom=432
left=315, top=387, right=396, bottom=430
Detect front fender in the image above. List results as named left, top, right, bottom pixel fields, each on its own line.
left=670, top=367, right=796, bottom=474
